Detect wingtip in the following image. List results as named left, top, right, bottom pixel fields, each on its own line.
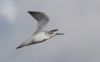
left=28, top=11, right=43, bottom=14
left=28, top=11, right=37, bottom=13
left=28, top=11, right=33, bottom=14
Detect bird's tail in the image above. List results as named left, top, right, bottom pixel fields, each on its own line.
left=16, top=44, right=24, bottom=49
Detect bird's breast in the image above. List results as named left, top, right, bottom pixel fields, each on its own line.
left=32, top=32, right=49, bottom=41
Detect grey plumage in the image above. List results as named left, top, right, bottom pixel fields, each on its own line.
left=28, top=11, right=49, bottom=34
left=16, top=11, right=64, bottom=49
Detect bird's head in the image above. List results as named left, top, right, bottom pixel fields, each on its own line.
left=46, top=29, right=64, bottom=37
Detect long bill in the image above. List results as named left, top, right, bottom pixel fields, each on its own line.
left=55, top=33, right=64, bottom=35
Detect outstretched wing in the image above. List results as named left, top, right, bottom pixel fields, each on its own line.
left=28, top=11, right=49, bottom=34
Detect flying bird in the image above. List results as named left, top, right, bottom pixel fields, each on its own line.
left=16, top=11, right=64, bottom=49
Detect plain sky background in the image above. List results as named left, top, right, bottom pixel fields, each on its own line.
left=0, top=0, right=100, bottom=62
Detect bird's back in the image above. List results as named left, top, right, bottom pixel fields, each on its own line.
left=32, top=32, right=49, bottom=42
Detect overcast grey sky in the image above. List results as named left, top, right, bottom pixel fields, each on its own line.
left=0, top=0, right=100, bottom=62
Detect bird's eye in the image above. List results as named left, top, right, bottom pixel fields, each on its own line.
left=48, top=32, right=53, bottom=34
left=50, top=32, right=53, bottom=34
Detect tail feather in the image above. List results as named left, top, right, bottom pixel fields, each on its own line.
left=16, top=40, right=46, bottom=49
left=16, top=45, right=24, bottom=49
